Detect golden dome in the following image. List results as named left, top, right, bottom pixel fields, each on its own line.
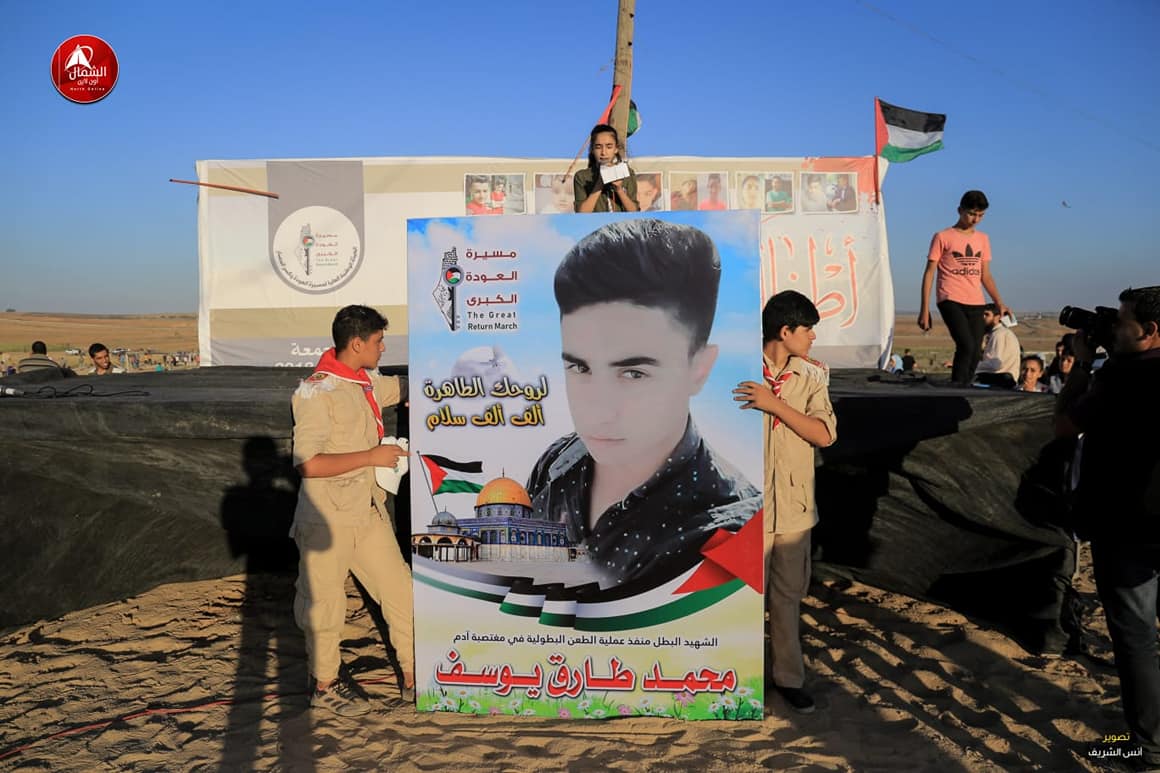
left=474, top=476, right=532, bottom=508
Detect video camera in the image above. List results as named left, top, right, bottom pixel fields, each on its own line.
left=1059, top=305, right=1118, bottom=351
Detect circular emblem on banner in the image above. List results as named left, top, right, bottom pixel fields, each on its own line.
left=50, top=35, right=119, bottom=104
left=271, top=206, right=363, bottom=294
left=444, top=266, right=463, bottom=286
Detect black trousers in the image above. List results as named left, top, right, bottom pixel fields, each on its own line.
left=938, top=300, right=987, bottom=384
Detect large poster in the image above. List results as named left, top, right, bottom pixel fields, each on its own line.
left=197, top=155, right=892, bottom=369
left=406, top=211, right=765, bottom=720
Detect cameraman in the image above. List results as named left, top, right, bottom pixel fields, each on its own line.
left=1056, top=286, right=1160, bottom=766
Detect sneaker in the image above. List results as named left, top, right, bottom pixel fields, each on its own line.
left=774, top=685, right=816, bottom=715
left=310, top=679, right=372, bottom=717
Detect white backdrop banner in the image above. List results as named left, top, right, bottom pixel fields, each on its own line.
left=196, top=156, right=892, bottom=368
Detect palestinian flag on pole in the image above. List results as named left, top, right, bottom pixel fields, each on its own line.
left=875, top=98, right=946, bottom=162
left=420, top=454, right=484, bottom=494
left=627, top=99, right=641, bottom=137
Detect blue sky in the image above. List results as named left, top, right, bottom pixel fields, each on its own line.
left=3, top=0, right=1158, bottom=314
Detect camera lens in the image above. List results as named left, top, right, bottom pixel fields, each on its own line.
left=1059, top=306, right=1095, bottom=330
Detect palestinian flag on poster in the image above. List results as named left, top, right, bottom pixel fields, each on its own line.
left=875, top=98, right=945, bottom=162
left=420, top=454, right=484, bottom=494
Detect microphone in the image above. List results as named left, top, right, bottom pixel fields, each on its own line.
left=0, top=386, right=25, bottom=397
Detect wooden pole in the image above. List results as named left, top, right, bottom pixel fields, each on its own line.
left=609, top=0, right=635, bottom=152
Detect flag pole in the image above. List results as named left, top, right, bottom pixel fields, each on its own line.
left=873, top=97, right=881, bottom=206
left=416, top=451, right=441, bottom=519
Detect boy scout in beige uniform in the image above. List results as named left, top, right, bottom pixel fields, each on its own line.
left=292, top=305, right=414, bottom=716
left=735, top=290, right=837, bottom=715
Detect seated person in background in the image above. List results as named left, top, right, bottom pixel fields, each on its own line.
left=1016, top=354, right=1049, bottom=392
left=17, top=341, right=61, bottom=374
left=974, top=304, right=1020, bottom=388
left=86, top=343, right=125, bottom=375
left=526, top=219, right=760, bottom=588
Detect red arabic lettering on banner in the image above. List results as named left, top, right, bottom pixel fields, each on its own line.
left=763, top=233, right=860, bottom=329
left=432, top=649, right=738, bottom=699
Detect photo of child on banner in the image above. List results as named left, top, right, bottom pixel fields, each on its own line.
left=533, top=173, right=575, bottom=214
left=406, top=211, right=765, bottom=720
left=464, top=174, right=526, bottom=216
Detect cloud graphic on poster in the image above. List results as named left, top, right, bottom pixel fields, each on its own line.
left=450, top=344, right=520, bottom=383
left=701, top=210, right=762, bottom=261
left=457, top=215, right=576, bottom=285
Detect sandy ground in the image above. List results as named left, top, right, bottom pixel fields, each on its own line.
left=0, top=548, right=1135, bottom=772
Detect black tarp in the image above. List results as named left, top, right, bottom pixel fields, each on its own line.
left=0, top=367, right=1072, bottom=651
left=814, top=370, right=1073, bottom=652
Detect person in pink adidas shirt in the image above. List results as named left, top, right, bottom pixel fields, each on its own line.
left=917, top=190, right=1013, bottom=385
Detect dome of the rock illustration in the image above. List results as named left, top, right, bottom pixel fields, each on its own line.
left=474, top=476, right=533, bottom=509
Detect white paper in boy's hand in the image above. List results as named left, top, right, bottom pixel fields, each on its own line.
left=1001, top=313, right=1018, bottom=328
left=375, top=436, right=409, bottom=494
left=600, top=161, right=630, bottom=184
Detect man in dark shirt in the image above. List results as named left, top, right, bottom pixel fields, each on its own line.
left=901, top=348, right=916, bottom=372
left=525, top=219, right=760, bottom=588
left=1057, top=285, right=1160, bottom=767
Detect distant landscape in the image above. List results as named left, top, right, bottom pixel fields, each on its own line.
left=0, top=310, right=1071, bottom=373
left=892, top=310, right=1069, bottom=371
left=0, top=312, right=198, bottom=372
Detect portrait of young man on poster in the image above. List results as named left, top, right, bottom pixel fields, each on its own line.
left=524, top=218, right=761, bottom=588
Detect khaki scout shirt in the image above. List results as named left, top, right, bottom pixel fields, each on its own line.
left=291, top=371, right=402, bottom=526
left=762, top=354, right=837, bottom=534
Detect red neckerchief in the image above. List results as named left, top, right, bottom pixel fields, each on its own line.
left=762, top=360, right=794, bottom=429
left=312, top=347, right=384, bottom=440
